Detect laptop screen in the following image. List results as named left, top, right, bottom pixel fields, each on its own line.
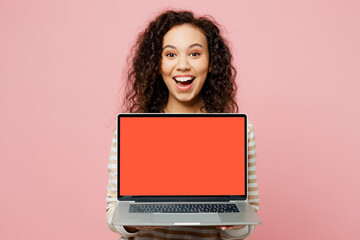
left=118, top=114, right=246, bottom=197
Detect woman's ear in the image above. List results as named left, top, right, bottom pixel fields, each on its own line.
left=208, top=64, right=212, bottom=73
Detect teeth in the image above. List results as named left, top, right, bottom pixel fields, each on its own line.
left=174, top=77, right=194, bottom=82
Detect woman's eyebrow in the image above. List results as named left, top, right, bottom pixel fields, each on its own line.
left=188, top=43, right=203, bottom=49
left=163, top=45, right=176, bottom=50
left=163, top=43, right=203, bottom=50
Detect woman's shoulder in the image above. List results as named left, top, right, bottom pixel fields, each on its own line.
left=247, top=120, right=255, bottom=135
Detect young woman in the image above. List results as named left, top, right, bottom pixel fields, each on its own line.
left=106, top=10, right=259, bottom=239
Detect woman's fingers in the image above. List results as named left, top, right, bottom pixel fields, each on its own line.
left=135, top=226, right=164, bottom=231
left=216, top=225, right=246, bottom=230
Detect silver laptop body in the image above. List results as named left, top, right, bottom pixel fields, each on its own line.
left=112, top=113, right=261, bottom=226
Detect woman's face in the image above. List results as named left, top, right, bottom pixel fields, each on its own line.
left=160, top=24, right=210, bottom=105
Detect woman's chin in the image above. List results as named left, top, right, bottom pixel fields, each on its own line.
left=174, top=92, right=203, bottom=105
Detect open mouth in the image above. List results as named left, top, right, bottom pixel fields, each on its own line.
left=173, top=76, right=195, bottom=87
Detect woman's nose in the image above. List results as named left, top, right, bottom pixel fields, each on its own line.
left=176, top=55, right=191, bottom=71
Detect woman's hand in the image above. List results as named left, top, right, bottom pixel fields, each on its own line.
left=124, top=226, right=163, bottom=233
left=216, top=225, right=246, bottom=230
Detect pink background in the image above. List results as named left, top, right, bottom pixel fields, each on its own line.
left=1, top=0, right=359, bottom=239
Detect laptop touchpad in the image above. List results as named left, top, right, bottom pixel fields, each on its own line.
left=153, top=213, right=221, bottom=223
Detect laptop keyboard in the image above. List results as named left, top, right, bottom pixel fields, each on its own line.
left=130, top=204, right=240, bottom=213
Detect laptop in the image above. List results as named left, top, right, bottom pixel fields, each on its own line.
left=112, top=113, right=261, bottom=226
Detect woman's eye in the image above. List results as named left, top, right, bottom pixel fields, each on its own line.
left=166, top=53, right=176, bottom=57
left=190, top=52, right=200, bottom=57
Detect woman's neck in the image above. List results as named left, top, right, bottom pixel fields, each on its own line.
left=163, top=95, right=206, bottom=113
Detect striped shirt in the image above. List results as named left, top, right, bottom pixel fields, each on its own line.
left=106, top=121, right=259, bottom=240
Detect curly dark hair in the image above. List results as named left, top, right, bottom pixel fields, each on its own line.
left=122, top=10, right=238, bottom=113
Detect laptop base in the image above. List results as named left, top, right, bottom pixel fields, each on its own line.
left=112, top=201, right=261, bottom=226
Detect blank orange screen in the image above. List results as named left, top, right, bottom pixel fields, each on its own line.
left=119, top=117, right=245, bottom=196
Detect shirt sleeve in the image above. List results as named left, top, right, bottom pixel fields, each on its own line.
left=219, top=121, right=259, bottom=240
left=247, top=121, right=259, bottom=213
left=106, top=130, right=139, bottom=238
